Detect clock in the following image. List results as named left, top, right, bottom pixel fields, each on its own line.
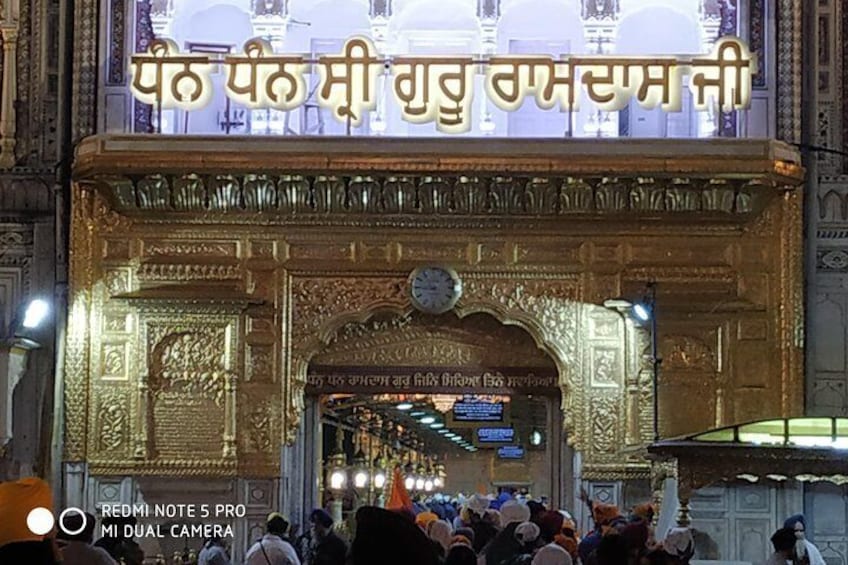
left=408, top=266, right=462, bottom=314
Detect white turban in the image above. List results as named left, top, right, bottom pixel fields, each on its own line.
left=501, top=500, right=531, bottom=526
left=531, top=543, right=573, bottom=565
left=664, top=527, right=695, bottom=558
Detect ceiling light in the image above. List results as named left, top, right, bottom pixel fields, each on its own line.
left=445, top=433, right=456, bottom=438
left=420, top=416, right=436, bottom=425
left=410, top=411, right=425, bottom=417
left=438, top=429, right=449, bottom=435
left=430, top=423, right=445, bottom=429
left=396, top=403, right=413, bottom=411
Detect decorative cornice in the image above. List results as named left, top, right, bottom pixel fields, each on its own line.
left=72, top=136, right=803, bottom=222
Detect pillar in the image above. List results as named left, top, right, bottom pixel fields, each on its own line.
left=0, top=26, right=17, bottom=168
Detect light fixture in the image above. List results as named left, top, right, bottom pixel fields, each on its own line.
left=438, top=429, right=449, bottom=435
left=530, top=430, right=543, bottom=446
left=396, top=403, right=413, bottom=411
left=632, top=303, right=651, bottom=322
left=410, top=411, right=426, bottom=417
left=420, top=416, right=436, bottom=425
left=415, top=477, right=425, bottom=490
left=373, top=470, right=387, bottom=489
left=445, top=433, right=456, bottom=438
left=327, top=428, right=347, bottom=493
left=424, top=479, right=434, bottom=492
left=405, top=476, right=416, bottom=490
left=22, top=299, right=49, bottom=329
left=430, top=423, right=445, bottom=429
left=354, top=469, right=369, bottom=488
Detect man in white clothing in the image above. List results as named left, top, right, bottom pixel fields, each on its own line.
left=784, top=514, right=826, bottom=565
left=246, top=513, right=301, bottom=565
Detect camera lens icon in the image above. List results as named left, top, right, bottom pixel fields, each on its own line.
left=25, top=507, right=88, bottom=536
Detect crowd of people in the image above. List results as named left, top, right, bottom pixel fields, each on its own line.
left=0, top=477, right=830, bottom=565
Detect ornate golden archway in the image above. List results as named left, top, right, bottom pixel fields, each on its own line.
left=287, top=274, right=648, bottom=477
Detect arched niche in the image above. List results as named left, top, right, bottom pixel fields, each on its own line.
left=383, top=0, right=482, bottom=135
left=615, top=4, right=704, bottom=138
left=284, top=0, right=372, bottom=53
left=166, top=1, right=255, bottom=134
left=494, top=0, right=587, bottom=138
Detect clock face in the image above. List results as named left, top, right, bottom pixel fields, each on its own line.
left=409, top=267, right=462, bottom=314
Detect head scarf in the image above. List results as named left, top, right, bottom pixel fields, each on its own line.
left=632, top=503, right=655, bottom=523
left=536, top=510, right=565, bottom=543
left=485, top=508, right=502, bottom=528
left=428, top=520, right=453, bottom=553
left=450, top=534, right=472, bottom=548
left=527, top=501, right=546, bottom=519
left=663, top=527, right=695, bottom=559
left=501, top=500, right=531, bottom=527
left=554, top=534, right=578, bottom=560
left=592, top=504, right=620, bottom=527
left=515, top=522, right=541, bottom=545
left=416, top=512, right=439, bottom=530
left=532, top=542, right=573, bottom=565
left=467, top=494, right=490, bottom=517
left=455, top=527, right=475, bottom=544
left=352, top=506, right=439, bottom=565
left=0, top=477, right=54, bottom=547
left=445, top=543, right=477, bottom=565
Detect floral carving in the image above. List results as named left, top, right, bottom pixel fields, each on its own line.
left=102, top=344, right=126, bottom=378
left=591, top=396, right=619, bottom=454
left=246, top=402, right=273, bottom=453
left=247, top=345, right=273, bottom=382
left=148, top=328, right=230, bottom=406
left=592, top=349, right=619, bottom=386
left=661, top=335, right=715, bottom=372
left=98, top=393, right=127, bottom=452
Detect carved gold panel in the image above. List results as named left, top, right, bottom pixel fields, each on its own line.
left=65, top=137, right=804, bottom=481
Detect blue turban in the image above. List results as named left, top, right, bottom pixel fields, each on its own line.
left=784, top=514, right=806, bottom=530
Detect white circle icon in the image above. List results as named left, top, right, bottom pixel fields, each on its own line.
left=26, top=507, right=55, bottom=535
left=58, top=507, right=87, bottom=536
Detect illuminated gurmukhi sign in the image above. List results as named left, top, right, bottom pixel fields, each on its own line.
left=130, top=36, right=756, bottom=134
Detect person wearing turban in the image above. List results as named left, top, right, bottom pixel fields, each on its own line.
left=445, top=543, right=477, bottom=565
left=783, top=514, right=825, bottom=565
left=481, top=500, right=532, bottom=565
left=532, top=542, right=573, bottom=565
left=416, top=511, right=439, bottom=531
left=662, top=528, right=695, bottom=564
left=536, top=510, right=564, bottom=544
left=351, top=506, right=438, bottom=565
left=308, top=509, right=347, bottom=565
left=428, top=519, right=453, bottom=557
left=0, top=477, right=63, bottom=564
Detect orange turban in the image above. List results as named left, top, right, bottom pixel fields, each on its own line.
left=592, top=503, right=620, bottom=526
left=0, top=477, right=54, bottom=547
left=555, top=534, right=579, bottom=559
left=633, top=503, right=655, bottom=523
left=415, top=511, right=438, bottom=530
